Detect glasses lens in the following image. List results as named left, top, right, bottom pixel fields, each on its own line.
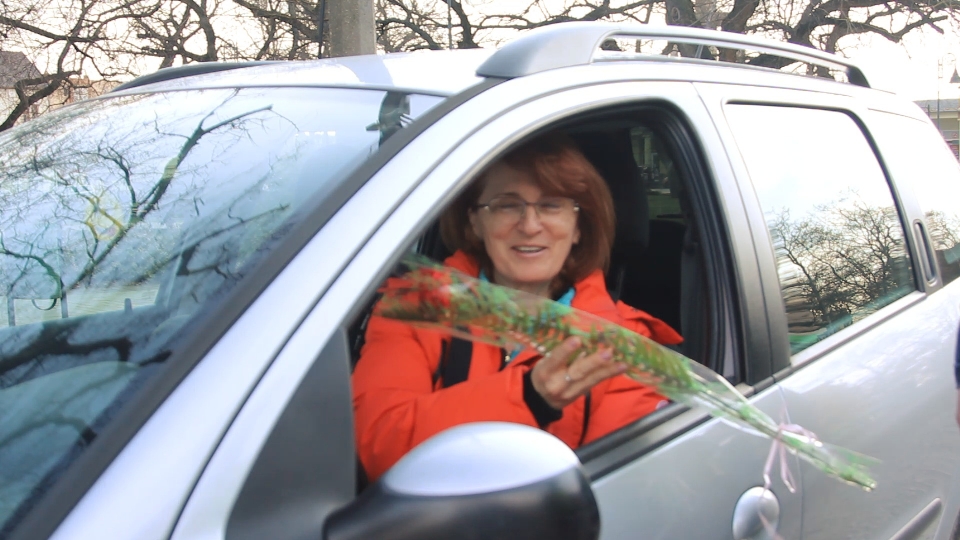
left=535, top=197, right=571, bottom=214
left=487, top=197, right=526, bottom=216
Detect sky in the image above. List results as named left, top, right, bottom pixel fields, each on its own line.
left=841, top=26, right=960, bottom=101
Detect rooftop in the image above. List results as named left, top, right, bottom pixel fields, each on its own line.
left=915, top=99, right=959, bottom=112
left=0, top=51, right=42, bottom=88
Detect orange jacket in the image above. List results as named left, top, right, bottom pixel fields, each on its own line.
left=352, top=251, right=683, bottom=481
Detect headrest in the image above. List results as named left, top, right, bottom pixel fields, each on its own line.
left=571, top=130, right=649, bottom=257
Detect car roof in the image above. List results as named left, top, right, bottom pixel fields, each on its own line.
left=110, top=22, right=895, bottom=107
left=112, top=48, right=495, bottom=97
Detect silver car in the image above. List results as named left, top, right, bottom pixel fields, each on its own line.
left=2, top=22, right=959, bottom=540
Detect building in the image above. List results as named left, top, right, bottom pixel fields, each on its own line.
left=1, top=53, right=118, bottom=127
left=0, top=51, right=43, bottom=122
left=916, top=98, right=960, bottom=159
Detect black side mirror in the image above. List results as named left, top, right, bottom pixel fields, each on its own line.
left=324, top=422, right=600, bottom=540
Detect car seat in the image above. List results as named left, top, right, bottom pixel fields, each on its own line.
left=574, top=128, right=707, bottom=363
left=569, top=129, right=649, bottom=305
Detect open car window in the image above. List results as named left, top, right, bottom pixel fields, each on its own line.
left=347, top=104, right=737, bottom=486
left=0, top=87, right=442, bottom=535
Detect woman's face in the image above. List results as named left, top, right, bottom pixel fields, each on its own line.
left=469, top=161, right=580, bottom=297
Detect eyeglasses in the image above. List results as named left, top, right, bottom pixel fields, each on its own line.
left=475, top=195, right=580, bottom=226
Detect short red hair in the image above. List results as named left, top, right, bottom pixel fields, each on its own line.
left=440, top=132, right=616, bottom=293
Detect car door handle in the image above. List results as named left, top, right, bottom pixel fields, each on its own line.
left=732, top=486, right=780, bottom=540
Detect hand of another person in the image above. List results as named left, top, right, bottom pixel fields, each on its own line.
left=530, top=336, right=628, bottom=410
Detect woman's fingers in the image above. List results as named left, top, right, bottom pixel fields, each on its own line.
left=564, top=350, right=627, bottom=397
left=536, top=336, right=582, bottom=375
left=531, top=338, right=629, bottom=410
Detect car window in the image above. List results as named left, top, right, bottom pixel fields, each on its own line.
left=0, top=87, right=441, bottom=534
left=724, top=105, right=916, bottom=355
left=348, top=107, right=739, bottom=491
left=868, top=111, right=960, bottom=285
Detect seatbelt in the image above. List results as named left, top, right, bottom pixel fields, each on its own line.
left=680, top=225, right=705, bottom=362
left=434, top=336, right=592, bottom=445
left=578, top=393, right=592, bottom=446
left=434, top=337, right=473, bottom=388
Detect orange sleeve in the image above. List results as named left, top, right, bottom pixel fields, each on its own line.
left=580, top=307, right=676, bottom=445
left=615, top=300, right=683, bottom=345
left=351, top=314, right=539, bottom=481
left=581, top=376, right=667, bottom=445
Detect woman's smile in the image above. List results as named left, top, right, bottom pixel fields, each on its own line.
left=512, top=245, right=546, bottom=255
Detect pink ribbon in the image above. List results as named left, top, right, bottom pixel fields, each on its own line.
left=762, top=423, right=817, bottom=494
left=757, top=423, right=818, bottom=540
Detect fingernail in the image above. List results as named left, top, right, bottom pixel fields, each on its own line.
left=601, top=350, right=613, bottom=360
left=616, top=363, right=628, bottom=373
left=568, top=337, right=581, bottom=348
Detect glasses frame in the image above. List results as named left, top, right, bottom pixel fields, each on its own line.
left=474, top=196, right=581, bottom=224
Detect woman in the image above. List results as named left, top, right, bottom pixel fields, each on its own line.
left=352, top=132, right=682, bottom=482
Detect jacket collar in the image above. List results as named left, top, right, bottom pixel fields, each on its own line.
left=443, top=250, right=618, bottom=316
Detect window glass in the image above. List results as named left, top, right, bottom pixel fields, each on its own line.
left=0, top=87, right=441, bottom=534
left=868, top=111, right=960, bottom=285
left=631, top=126, right=684, bottom=221
left=724, top=105, right=916, bottom=354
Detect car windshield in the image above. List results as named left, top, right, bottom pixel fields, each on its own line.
left=0, top=86, right=442, bottom=534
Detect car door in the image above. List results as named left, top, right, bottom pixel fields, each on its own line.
left=704, top=82, right=960, bottom=539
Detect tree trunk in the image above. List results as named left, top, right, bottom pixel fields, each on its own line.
left=327, top=0, right=375, bottom=57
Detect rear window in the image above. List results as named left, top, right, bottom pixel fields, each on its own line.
left=0, top=86, right=441, bottom=534
left=724, top=104, right=916, bottom=355
left=868, top=111, right=960, bottom=285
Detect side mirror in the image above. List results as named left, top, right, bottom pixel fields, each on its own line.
left=324, top=422, right=600, bottom=540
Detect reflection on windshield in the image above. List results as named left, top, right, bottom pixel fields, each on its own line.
left=0, top=86, right=441, bottom=535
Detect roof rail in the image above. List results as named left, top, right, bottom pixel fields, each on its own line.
left=476, top=22, right=870, bottom=88
left=111, top=61, right=278, bottom=93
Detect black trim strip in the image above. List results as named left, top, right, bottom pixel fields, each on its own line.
left=577, top=404, right=709, bottom=480
left=112, top=62, right=277, bottom=92
left=226, top=329, right=355, bottom=540
left=889, top=498, right=942, bottom=540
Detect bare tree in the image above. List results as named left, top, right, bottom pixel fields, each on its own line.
left=768, top=197, right=913, bottom=341
left=0, top=0, right=146, bottom=130
left=128, top=0, right=221, bottom=67
left=372, top=0, right=960, bottom=69
left=228, top=0, right=324, bottom=59
left=2, top=0, right=959, bottom=132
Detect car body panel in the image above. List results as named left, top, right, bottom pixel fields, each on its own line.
left=780, top=287, right=960, bottom=540
left=698, top=81, right=960, bottom=539
left=592, top=386, right=801, bottom=540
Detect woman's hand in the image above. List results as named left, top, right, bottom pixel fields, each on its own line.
left=530, top=337, right=628, bottom=410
